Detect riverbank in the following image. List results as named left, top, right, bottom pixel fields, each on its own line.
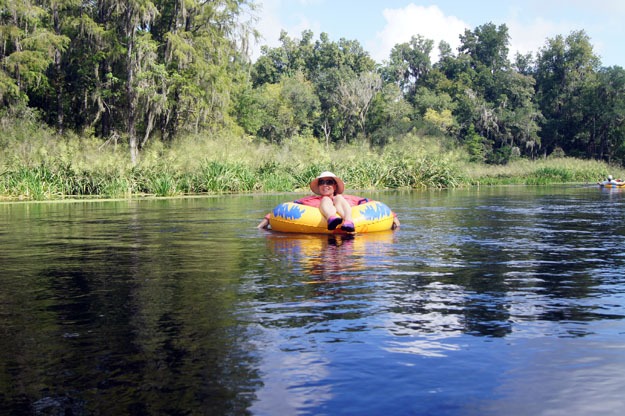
left=1, top=131, right=622, bottom=201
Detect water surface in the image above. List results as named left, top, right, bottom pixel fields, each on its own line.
left=1, top=187, right=624, bottom=415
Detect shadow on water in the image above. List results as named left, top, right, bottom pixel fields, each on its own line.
left=0, top=198, right=264, bottom=415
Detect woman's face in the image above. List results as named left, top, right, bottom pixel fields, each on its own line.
left=318, top=178, right=336, bottom=196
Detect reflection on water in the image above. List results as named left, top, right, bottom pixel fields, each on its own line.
left=264, top=231, right=396, bottom=282
left=1, top=188, right=625, bottom=415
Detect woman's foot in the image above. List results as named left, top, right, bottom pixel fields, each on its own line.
left=327, top=216, right=342, bottom=230
left=341, top=220, right=355, bottom=233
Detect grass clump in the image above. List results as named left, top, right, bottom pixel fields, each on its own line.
left=465, top=157, right=621, bottom=186
left=1, top=121, right=623, bottom=201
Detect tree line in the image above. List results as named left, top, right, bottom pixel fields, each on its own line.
left=2, top=1, right=625, bottom=166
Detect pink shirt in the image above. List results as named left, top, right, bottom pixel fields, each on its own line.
left=294, top=194, right=369, bottom=207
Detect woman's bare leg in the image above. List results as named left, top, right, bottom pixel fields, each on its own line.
left=333, top=195, right=353, bottom=222
left=319, top=196, right=338, bottom=219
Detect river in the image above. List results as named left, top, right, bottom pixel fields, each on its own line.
left=1, top=186, right=624, bottom=415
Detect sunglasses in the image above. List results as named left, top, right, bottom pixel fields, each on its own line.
left=318, top=179, right=336, bottom=186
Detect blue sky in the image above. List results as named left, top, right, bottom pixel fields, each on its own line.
left=251, top=0, right=625, bottom=67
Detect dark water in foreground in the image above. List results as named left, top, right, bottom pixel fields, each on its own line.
left=1, top=186, right=624, bottom=415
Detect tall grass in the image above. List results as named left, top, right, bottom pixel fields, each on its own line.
left=1, top=122, right=623, bottom=201
left=465, top=157, right=617, bottom=185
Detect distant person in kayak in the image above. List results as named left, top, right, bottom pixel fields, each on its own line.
left=256, top=171, right=400, bottom=231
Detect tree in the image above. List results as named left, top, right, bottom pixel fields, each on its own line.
left=237, top=71, right=319, bottom=143
left=430, top=22, right=542, bottom=163
left=0, top=0, right=70, bottom=109
left=252, top=30, right=311, bottom=86
left=384, top=35, right=433, bottom=104
left=584, top=66, right=625, bottom=163
left=251, top=30, right=376, bottom=145
left=333, top=71, right=381, bottom=140
left=458, top=22, right=510, bottom=72
left=534, top=30, right=600, bottom=157
left=367, top=82, right=413, bottom=146
left=157, top=0, right=256, bottom=139
left=495, top=70, right=543, bottom=159
left=115, top=0, right=159, bottom=164
left=1, top=0, right=257, bottom=163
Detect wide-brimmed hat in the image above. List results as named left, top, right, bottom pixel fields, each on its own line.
left=310, top=171, right=345, bottom=195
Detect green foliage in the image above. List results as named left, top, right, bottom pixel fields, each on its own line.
left=0, top=3, right=624, bottom=171
left=367, top=83, right=414, bottom=146
left=487, top=145, right=513, bottom=165
left=423, top=108, right=457, bottom=135
left=2, top=130, right=624, bottom=201
left=256, top=162, right=298, bottom=192
left=465, top=157, right=617, bottom=185
left=1, top=0, right=256, bottom=163
left=100, top=175, right=132, bottom=198
left=250, top=30, right=378, bottom=145
left=384, top=35, right=434, bottom=104
left=526, top=167, right=573, bottom=185
left=464, top=124, right=485, bottom=163
left=146, top=172, right=179, bottom=197
left=237, top=72, right=321, bottom=143
left=195, top=161, right=256, bottom=193
left=534, top=30, right=601, bottom=157
left=0, top=105, right=49, bottom=156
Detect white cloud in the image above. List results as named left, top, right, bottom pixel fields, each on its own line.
left=506, top=17, right=565, bottom=59
left=250, top=0, right=625, bottom=67
left=250, top=0, right=320, bottom=61
left=369, top=4, right=469, bottom=63
left=504, top=1, right=623, bottom=62
left=250, top=0, right=282, bottom=60
left=369, top=3, right=594, bottom=64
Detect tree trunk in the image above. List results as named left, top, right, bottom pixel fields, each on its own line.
left=53, top=3, right=64, bottom=134
left=125, top=6, right=138, bottom=165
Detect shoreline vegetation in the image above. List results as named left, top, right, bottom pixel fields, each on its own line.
left=2, top=2, right=624, bottom=205
left=2, top=3, right=624, bottom=204
left=1, top=130, right=622, bottom=202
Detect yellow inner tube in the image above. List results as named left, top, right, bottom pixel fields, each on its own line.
left=601, top=183, right=625, bottom=188
left=269, top=200, right=395, bottom=234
